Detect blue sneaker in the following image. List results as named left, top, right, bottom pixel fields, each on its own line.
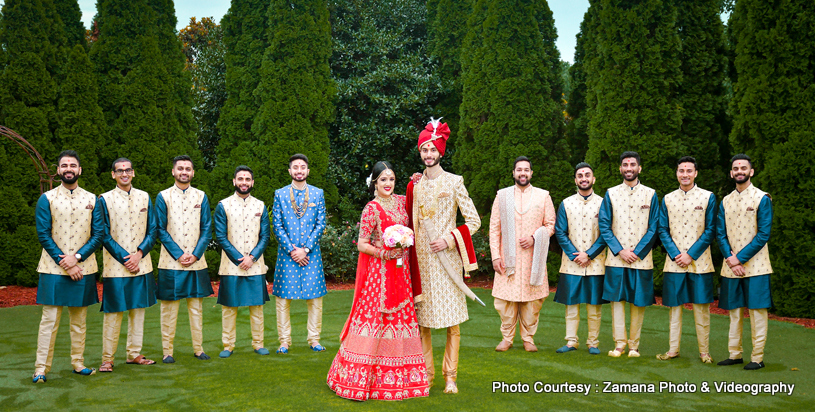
left=276, top=346, right=289, bottom=354
left=193, top=352, right=211, bottom=360
left=556, top=345, right=577, bottom=353
left=588, top=347, right=601, bottom=355
left=162, top=355, right=175, bottom=364
left=311, top=344, right=326, bottom=352
left=254, top=348, right=270, bottom=355
left=219, top=350, right=233, bottom=358
left=33, top=374, right=46, bottom=384
left=72, top=367, right=97, bottom=376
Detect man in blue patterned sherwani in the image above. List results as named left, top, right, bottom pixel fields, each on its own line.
left=272, top=154, right=327, bottom=354
left=155, top=155, right=213, bottom=363
left=32, top=150, right=103, bottom=383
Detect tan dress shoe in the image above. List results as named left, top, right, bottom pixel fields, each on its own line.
left=699, top=353, right=713, bottom=364
left=656, top=351, right=680, bottom=361
left=523, top=342, right=538, bottom=352
left=495, top=341, right=513, bottom=352
left=444, top=379, right=458, bottom=394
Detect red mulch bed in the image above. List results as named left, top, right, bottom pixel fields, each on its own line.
left=2, top=281, right=812, bottom=329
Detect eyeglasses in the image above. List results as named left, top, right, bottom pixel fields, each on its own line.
left=114, top=168, right=134, bottom=175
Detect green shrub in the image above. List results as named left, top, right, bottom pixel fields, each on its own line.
left=320, top=221, right=360, bottom=283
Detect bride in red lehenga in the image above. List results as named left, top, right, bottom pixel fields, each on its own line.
left=327, top=161, right=429, bottom=401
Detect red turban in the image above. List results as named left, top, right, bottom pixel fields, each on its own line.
left=417, top=117, right=451, bottom=156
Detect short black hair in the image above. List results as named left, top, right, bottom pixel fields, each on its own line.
left=574, top=162, right=593, bottom=176
left=57, top=150, right=81, bottom=168
left=289, top=153, right=309, bottom=167
left=730, top=153, right=753, bottom=169
left=111, top=157, right=132, bottom=171
left=173, top=154, right=194, bottom=168
left=513, top=156, right=532, bottom=170
left=234, top=165, right=254, bottom=179
left=620, top=151, right=641, bottom=165
left=676, top=156, right=698, bottom=170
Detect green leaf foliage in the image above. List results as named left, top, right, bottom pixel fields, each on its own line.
left=728, top=0, right=815, bottom=317
left=584, top=0, right=683, bottom=195
left=455, top=0, right=570, bottom=213
left=327, top=0, right=443, bottom=219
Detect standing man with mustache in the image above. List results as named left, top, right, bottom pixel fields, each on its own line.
left=214, top=166, right=271, bottom=358
left=656, top=156, right=717, bottom=364
left=599, top=151, right=659, bottom=358
left=489, top=156, right=555, bottom=353
left=553, top=162, right=607, bottom=355
left=32, top=150, right=103, bottom=383
left=96, top=158, right=158, bottom=372
left=716, top=154, right=773, bottom=370
left=272, top=154, right=327, bottom=354
left=406, top=118, right=480, bottom=394
left=155, top=155, right=213, bottom=363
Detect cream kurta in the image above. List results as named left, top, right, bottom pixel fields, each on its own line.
left=412, top=171, right=480, bottom=329
left=489, top=185, right=555, bottom=302
left=100, top=187, right=154, bottom=277
left=661, top=185, right=715, bottom=274
left=720, top=184, right=773, bottom=278
left=603, top=183, right=656, bottom=270
left=558, top=193, right=605, bottom=276
left=157, top=185, right=208, bottom=271
left=218, top=194, right=269, bottom=277
left=36, top=185, right=99, bottom=276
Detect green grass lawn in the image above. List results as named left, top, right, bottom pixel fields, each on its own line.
left=0, top=288, right=812, bottom=411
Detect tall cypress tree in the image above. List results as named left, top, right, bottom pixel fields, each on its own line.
left=584, top=0, right=682, bottom=195
left=53, top=0, right=86, bottom=49
left=564, top=3, right=598, bottom=166
left=675, top=0, right=729, bottom=193
left=455, top=0, right=569, bottom=212
left=90, top=0, right=201, bottom=196
left=249, top=0, right=336, bottom=205
left=729, top=0, right=815, bottom=317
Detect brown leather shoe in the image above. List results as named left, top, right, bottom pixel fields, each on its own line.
left=495, top=341, right=513, bottom=352
left=523, top=342, right=538, bottom=352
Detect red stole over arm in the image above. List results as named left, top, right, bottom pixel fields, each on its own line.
left=406, top=180, right=422, bottom=297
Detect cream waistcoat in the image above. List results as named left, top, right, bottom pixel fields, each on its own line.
left=721, top=184, right=772, bottom=278
left=218, top=194, right=268, bottom=276
left=158, top=185, right=208, bottom=271
left=662, top=186, right=714, bottom=273
left=101, top=187, right=153, bottom=277
left=559, top=193, right=606, bottom=276
left=36, top=185, right=99, bottom=276
left=604, top=182, right=655, bottom=270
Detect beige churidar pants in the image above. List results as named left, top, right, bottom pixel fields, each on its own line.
left=420, top=325, right=460, bottom=383
left=160, top=298, right=204, bottom=356
left=276, top=297, right=322, bottom=347
left=222, top=305, right=265, bottom=351
left=667, top=304, right=710, bottom=354
left=102, top=309, right=146, bottom=363
left=728, top=308, right=768, bottom=363
left=564, top=304, right=602, bottom=348
left=610, top=301, right=646, bottom=350
left=34, top=305, right=89, bottom=374
left=493, top=298, right=544, bottom=344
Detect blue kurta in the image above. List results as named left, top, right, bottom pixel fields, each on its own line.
left=96, top=195, right=158, bottom=313
left=553, top=200, right=607, bottom=306
left=717, top=195, right=773, bottom=310
left=271, top=184, right=327, bottom=300
left=658, top=193, right=717, bottom=307
left=155, top=191, right=214, bottom=300
left=215, top=201, right=271, bottom=307
left=599, top=189, right=659, bottom=307
left=35, top=192, right=103, bottom=307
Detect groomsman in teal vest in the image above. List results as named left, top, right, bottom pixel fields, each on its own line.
left=272, top=154, right=327, bottom=354
left=32, top=150, right=103, bottom=383
left=155, top=155, right=213, bottom=363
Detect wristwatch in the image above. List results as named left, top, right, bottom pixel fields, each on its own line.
left=304, top=248, right=311, bottom=254
left=75, top=253, right=82, bottom=261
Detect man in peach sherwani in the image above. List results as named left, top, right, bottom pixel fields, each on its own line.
left=489, top=156, right=556, bottom=352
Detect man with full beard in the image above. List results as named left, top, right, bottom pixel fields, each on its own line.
left=553, top=162, right=607, bottom=355
left=155, top=155, right=213, bottom=363
left=599, top=151, right=659, bottom=358
left=489, top=156, right=555, bottom=353
left=406, top=118, right=480, bottom=394
left=271, top=154, right=327, bottom=354
left=214, top=166, right=271, bottom=357
left=716, top=154, right=773, bottom=370
left=32, top=150, right=103, bottom=383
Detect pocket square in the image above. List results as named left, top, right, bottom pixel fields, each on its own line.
left=308, top=203, right=316, bottom=207
left=194, top=204, right=201, bottom=208
left=694, top=205, right=703, bottom=210
left=85, top=204, right=94, bottom=210
left=746, top=207, right=755, bottom=212
left=255, top=213, right=262, bottom=217
left=140, top=208, right=148, bottom=212
left=641, top=205, right=650, bottom=210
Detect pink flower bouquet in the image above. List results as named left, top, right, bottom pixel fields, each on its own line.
left=382, top=224, right=414, bottom=267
